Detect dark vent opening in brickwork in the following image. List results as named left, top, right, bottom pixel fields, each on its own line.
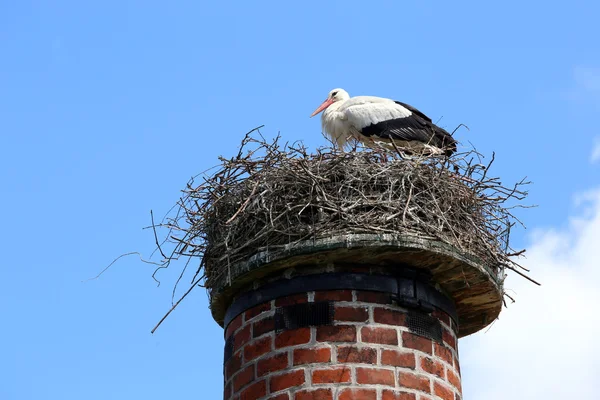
left=223, top=335, right=234, bottom=362
left=406, top=311, right=443, bottom=343
left=274, top=301, right=334, bottom=332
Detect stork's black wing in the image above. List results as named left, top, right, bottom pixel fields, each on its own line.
left=357, top=101, right=456, bottom=155
left=394, top=101, right=433, bottom=122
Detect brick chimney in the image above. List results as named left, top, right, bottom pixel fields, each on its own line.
left=211, top=235, right=502, bottom=400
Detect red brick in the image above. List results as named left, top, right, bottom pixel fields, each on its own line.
left=381, top=349, right=416, bottom=369
left=454, top=355, right=460, bottom=375
left=434, top=381, right=454, bottom=400
left=356, top=367, right=395, bottom=386
left=334, top=306, right=368, bottom=322
left=398, top=371, right=430, bottom=393
left=268, top=394, right=290, bottom=400
left=295, top=388, right=333, bottom=400
left=240, top=379, right=266, bottom=400
left=337, top=346, right=377, bottom=364
left=275, top=293, right=308, bottom=307
left=443, top=328, right=457, bottom=351
left=420, top=356, right=445, bottom=379
left=434, top=343, right=453, bottom=366
left=293, top=347, right=331, bottom=365
left=245, top=302, right=272, bottom=320
left=226, top=313, right=243, bottom=339
left=225, top=351, right=243, bottom=380
left=450, top=319, right=459, bottom=336
left=252, top=316, right=275, bottom=338
left=401, top=332, right=432, bottom=354
left=338, top=388, right=377, bottom=400
left=316, top=325, right=356, bottom=342
left=234, top=325, right=252, bottom=351
left=381, top=390, right=416, bottom=400
left=431, top=309, right=451, bottom=326
left=244, top=336, right=272, bottom=361
left=257, top=352, right=288, bottom=377
left=447, top=368, right=461, bottom=391
left=355, top=291, right=391, bottom=305
left=275, top=327, right=311, bottom=349
left=233, top=364, right=255, bottom=393
left=224, top=381, right=232, bottom=400
left=361, top=326, right=398, bottom=345
left=270, top=369, right=305, bottom=392
left=311, top=367, right=351, bottom=384
left=314, top=290, right=353, bottom=302
left=374, top=308, right=406, bottom=326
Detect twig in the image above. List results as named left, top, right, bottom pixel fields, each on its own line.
left=226, top=181, right=260, bottom=224
left=151, top=276, right=202, bottom=334
left=145, top=124, right=535, bottom=331
left=85, top=252, right=163, bottom=282
left=151, top=210, right=167, bottom=260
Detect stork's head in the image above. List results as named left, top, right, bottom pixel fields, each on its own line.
left=310, top=88, right=349, bottom=117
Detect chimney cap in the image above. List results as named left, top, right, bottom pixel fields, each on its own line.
left=210, top=233, right=503, bottom=338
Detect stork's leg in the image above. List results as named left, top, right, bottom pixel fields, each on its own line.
left=396, top=149, right=411, bottom=160
left=381, top=146, right=390, bottom=162
left=368, top=139, right=387, bottom=163
left=380, top=149, right=388, bottom=162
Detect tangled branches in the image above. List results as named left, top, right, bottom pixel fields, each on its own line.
left=153, top=126, right=533, bottom=310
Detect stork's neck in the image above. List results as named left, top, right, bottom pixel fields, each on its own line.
left=320, top=100, right=350, bottom=149
left=322, top=100, right=345, bottom=119
left=321, top=102, right=345, bottom=132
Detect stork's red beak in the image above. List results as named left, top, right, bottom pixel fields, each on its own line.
left=310, top=98, right=334, bottom=117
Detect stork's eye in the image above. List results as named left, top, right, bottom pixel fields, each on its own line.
left=331, top=91, right=338, bottom=97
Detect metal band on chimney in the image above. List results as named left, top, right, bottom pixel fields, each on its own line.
left=223, top=271, right=458, bottom=330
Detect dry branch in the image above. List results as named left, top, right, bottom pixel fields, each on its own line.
left=149, top=126, right=534, bottom=331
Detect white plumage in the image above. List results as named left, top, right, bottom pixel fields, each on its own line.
left=310, top=88, right=456, bottom=156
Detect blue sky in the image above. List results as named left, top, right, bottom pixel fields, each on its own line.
left=2, top=1, right=600, bottom=399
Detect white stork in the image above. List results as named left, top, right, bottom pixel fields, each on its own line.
left=310, top=88, right=457, bottom=156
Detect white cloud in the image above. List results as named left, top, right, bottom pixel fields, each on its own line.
left=461, top=188, right=600, bottom=399
left=565, top=66, right=600, bottom=105
left=591, top=137, right=600, bottom=164
left=574, top=66, right=600, bottom=93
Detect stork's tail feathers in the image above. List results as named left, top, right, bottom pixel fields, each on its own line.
left=433, top=126, right=457, bottom=157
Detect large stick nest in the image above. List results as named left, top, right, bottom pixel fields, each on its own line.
left=154, top=127, right=532, bottom=305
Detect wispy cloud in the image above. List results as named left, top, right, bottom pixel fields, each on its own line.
left=565, top=66, right=600, bottom=105
left=591, top=137, right=600, bottom=164
left=462, top=188, right=600, bottom=399
left=574, top=66, right=600, bottom=93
